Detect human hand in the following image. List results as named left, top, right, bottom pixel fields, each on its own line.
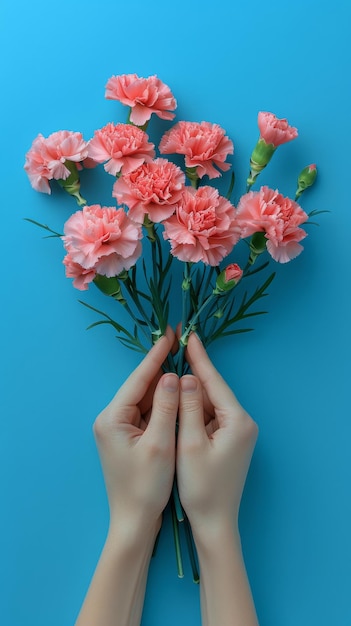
left=93, top=327, right=179, bottom=540
left=176, top=333, right=258, bottom=538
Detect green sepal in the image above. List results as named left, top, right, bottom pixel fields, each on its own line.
left=185, top=166, right=200, bottom=189
left=56, top=160, right=87, bottom=206
left=93, top=274, right=127, bottom=305
left=250, top=139, right=276, bottom=170
left=248, top=232, right=267, bottom=265
left=246, top=139, right=276, bottom=189
left=213, top=269, right=239, bottom=294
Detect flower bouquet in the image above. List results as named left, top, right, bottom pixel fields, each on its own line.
left=24, top=73, right=319, bottom=581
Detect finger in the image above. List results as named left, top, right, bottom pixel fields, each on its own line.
left=143, top=373, right=179, bottom=448
left=171, top=331, right=179, bottom=355
left=185, top=333, right=245, bottom=424
left=109, top=328, right=174, bottom=410
left=175, top=321, right=182, bottom=340
left=178, top=375, right=208, bottom=445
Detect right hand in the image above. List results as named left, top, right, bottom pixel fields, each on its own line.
left=176, top=333, right=258, bottom=537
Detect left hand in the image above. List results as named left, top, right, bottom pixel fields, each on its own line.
left=93, top=327, right=179, bottom=539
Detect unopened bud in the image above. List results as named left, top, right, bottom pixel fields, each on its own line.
left=295, top=164, right=317, bottom=199
left=214, top=263, right=243, bottom=294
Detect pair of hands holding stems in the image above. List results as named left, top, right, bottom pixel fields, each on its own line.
left=76, top=328, right=259, bottom=626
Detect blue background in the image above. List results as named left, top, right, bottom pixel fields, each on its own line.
left=1, top=1, right=350, bottom=624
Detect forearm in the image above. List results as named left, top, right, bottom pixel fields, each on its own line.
left=75, top=524, right=157, bottom=626
left=193, top=520, right=259, bottom=626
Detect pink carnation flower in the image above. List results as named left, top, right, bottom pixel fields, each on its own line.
left=62, top=204, right=142, bottom=278
left=87, top=123, right=155, bottom=176
left=163, top=186, right=240, bottom=266
left=24, top=130, right=89, bottom=193
left=236, top=186, right=308, bottom=263
left=112, top=158, right=185, bottom=224
left=258, top=112, right=298, bottom=147
left=159, top=121, right=234, bottom=179
left=63, top=254, right=97, bottom=291
left=105, top=73, right=177, bottom=127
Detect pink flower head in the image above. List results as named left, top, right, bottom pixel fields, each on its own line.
left=159, top=121, right=234, bottom=179
left=62, top=204, right=142, bottom=279
left=258, top=112, right=298, bottom=147
left=236, top=186, right=308, bottom=263
left=24, top=130, right=89, bottom=193
left=105, top=73, right=177, bottom=127
left=87, top=123, right=155, bottom=176
left=63, top=254, right=97, bottom=291
left=163, top=186, right=240, bottom=266
left=112, top=158, right=185, bottom=224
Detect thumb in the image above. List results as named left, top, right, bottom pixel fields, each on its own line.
left=144, top=373, right=179, bottom=448
left=178, top=375, right=207, bottom=445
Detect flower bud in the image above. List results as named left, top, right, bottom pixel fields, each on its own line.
left=214, top=263, right=243, bottom=294
left=295, top=164, right=317, bottom=199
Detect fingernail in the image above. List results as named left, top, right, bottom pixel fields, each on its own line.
left=162, top=373, right=179, bottom=392
left=181, top=376, right=198, bottom=392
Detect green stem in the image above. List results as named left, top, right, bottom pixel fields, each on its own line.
left=226, top=171, right=235, bottom=200
left=151, top=236, right=158, bottom=286
left=172, top=478, right=184, bottom=522
left=206, top=271, right=276, bottom=346
left=163, top=352, right=177, bottom=374
left=171, top=502, right=184, bottom=578
left=202, top=313, right=219, bottom=347
left=123, top=301, right=150, bottom=342
left=179, top=291, right=218, bottom=347
left=124, top=277, right=156, bottom=336
left=200, top=266, right=216, bottom=303
left=144, top=221, right=173, bottom=337
left=184, top=517, right=200, bottom=584
left=177, top=263, right=192, bottom=375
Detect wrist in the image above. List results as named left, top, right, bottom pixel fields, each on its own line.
left=107, top=514, right=160, bottom=556
left=190, top=515, right=241, bottom=555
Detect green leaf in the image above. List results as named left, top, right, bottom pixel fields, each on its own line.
left=86, top=320, right=113, bottom=331
left=78, top=300, right=133, bottom=336
left=80, top=302, right=148, bottom=353
left=24, top=217, right=62, bottom=237
left=206, top=272, right=276, bottom=345
left=118, top=337, right=147, bottom=353
left=308, top=209, right=330, bottom=217
left=226, top=171, right=235, bottom=200
left=239, top=310, right=268, bottom=318
left=244, top=260, right=270, bottom=277
left=220, top=328, right=254, bottom=336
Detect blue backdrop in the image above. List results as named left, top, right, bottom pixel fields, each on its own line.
left=1, top=1, right=350, bottom=624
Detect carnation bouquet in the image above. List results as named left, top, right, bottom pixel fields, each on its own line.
left=24, top=73, right=319, bottom=581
